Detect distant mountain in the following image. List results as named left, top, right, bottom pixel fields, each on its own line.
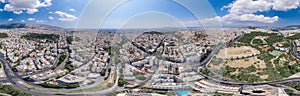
left=0, top=23, right=62, bottom=30
left=0, top=23, right=26, bottom=29
left=285, top=25, right=300, bottom=29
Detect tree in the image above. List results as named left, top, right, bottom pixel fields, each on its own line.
left=21, top=33, right=59, bottom=43
left=0, top=33, right=8, bottom=38
left=65, top=64, right=75, bottom=71
left=67, top=36, right=73, bottom=44
left=118, top=77, right=127, bottom=86
left=0, top=84, right=33, bottom=96
left=58, top=55, right=67, bottom=65
left=135, top=74, right=146, bottom=80
left=100, top=69, right=106, bottom=76
left=245, top=65, right=257, bottom=73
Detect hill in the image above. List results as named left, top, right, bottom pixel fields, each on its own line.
left=0, top=23, right=62, bottom=30
left=285, top=25, right=300, bottom=30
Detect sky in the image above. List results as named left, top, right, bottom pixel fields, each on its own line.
left=0, top=0, right=300, bottom=28
left=0, top=0, right=87, bottom=28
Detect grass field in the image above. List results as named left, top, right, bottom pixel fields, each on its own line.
left=216, top=46, right=260, bottom=59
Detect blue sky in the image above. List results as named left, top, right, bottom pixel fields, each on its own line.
left=0, top=0, right=300, bottom=28
left=0, top=0, right=87, bottom=28
left=208, top=0, right=300, bottom=27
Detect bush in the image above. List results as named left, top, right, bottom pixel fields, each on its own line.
left=118, top=77, right=127, bottom=86
left=100, top=69, right=106, bottom=76
left=238, top=32, right=270, bottom=44
left=238, top=31, right=283, bottom=46
left=245, top=65, right=257, bottom=73
left=135, top=74, right=146, bottom=80
left=235, top=73, right=261, bottom=82
left=212, top=58, right=223, bottom=66
left=66, top=36, right=73, bottom=44
left=0, top=84, right=33, bottom=96
left=224, top=66, right=237, bottom=74
left=40, top=83, right=79, bottom=88
left=283, top=41, right=291, bottom=47
left=199, top=68, right=210, bottom=76
left=287, top=33, right=300, bottom=40
left=252, top=39, right=264, bottom=45
left=65, top=64, right=75, bottom=71
left=58, top=55, right=67, bottom=65
left=0, top=33, right=8, bottom=38
left=286, top=84, right=300, bottom=91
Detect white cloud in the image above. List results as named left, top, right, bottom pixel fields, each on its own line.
left=27, top=18, right=35, bottom=21
left=223, top=0, right=272, bottom=15
left=202, top=14, right=279, bottom=25
left=54, top=11, right=77, bottom=22
left=0, top=0, right=5, bottom=3
left=36, top=20, right=46, bottom=23
left=8, top=18, right=13, bottom=22
left=223, top=0, right=300, bottom=14
left=204, top=0, right=300, bottom=26
left=69, top=8, right=75, bottom=12
left=49, top=11, right=52, bottom=14
left=237, top=14, right=279, bottom=23
left=48, top=16, right=54, bottom=20
left=13, top=10, right=22, bottom=14
left=21, top=20, right=25, bottom=22
left=27, top=9, right=38, bottom=14
left=272, top=0, right=300, bottom=11
left=0, top=9, right=3, bottom=12
left=3, top=0, right=52, bottom=14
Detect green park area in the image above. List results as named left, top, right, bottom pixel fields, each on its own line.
left=21, top=33, right=59, bottom=43
left=209, top=31, right=300, bottom=83
left=287, top=33, right=300, bottom=40
left=237, top=31, right=283, bottom=45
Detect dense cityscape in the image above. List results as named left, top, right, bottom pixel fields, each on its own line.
left=0, top=24, right=300, bottom=96
left=1, top=0, right=300, bottom=96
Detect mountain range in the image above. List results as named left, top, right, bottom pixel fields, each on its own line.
left=0, top=23, right=62, bottom=30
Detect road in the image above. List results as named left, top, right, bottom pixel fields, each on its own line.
left=53, top=54, right=69, bottom=72
left=0, top=36, right=120, bottom=96
left=276, top=31, right=300, bottom=60
left=290, top=40, right=300, bottom=60
left=191, top=43, right=234, bottom=81
left=0, top=56, right=121, bottom=96
left=85, top=64, right=120, bottom=96
left=0, top=58, right=60, bottom=96
left=0, top=77, right=9, bottom=83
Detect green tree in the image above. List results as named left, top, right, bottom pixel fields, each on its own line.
left=118, top=77, right=127, bottom=86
